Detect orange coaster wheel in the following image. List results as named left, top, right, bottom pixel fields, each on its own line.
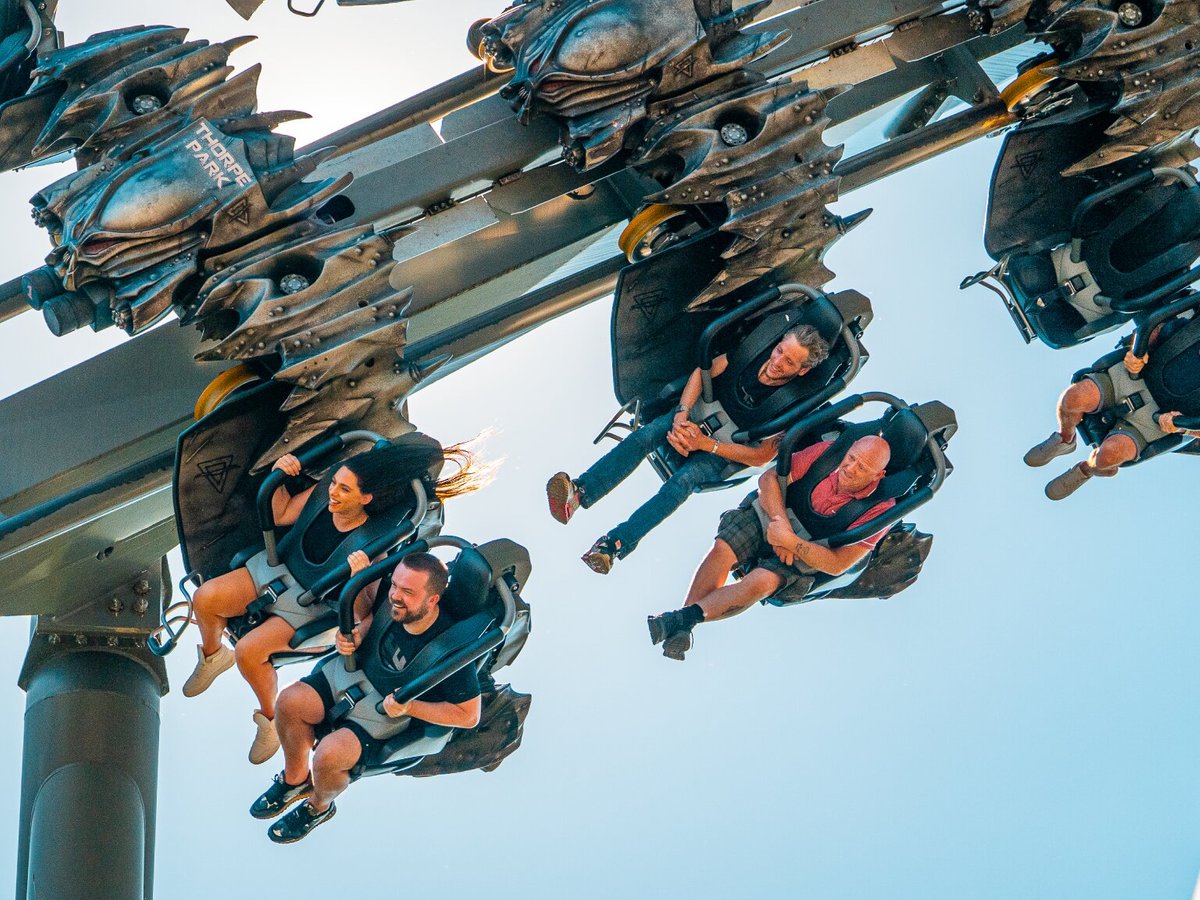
left=467, top=18, right=514, bottom=73
left=193, top=364, right=261, bottom=421
left=981, top=56, right=1063, bottom=132
left=618, top=204, right=692, bottom=263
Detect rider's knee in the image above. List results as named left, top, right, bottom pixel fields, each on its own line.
left=705, top=539, right=738, bottom=570
left=233, top=629, right=265, bottom=665
left=275, top=683, right=309, bottom=720
left=192, top=579, right=217, bottom=613
left=1092, top=434, right=1137, bottom=471
left=1061, top=379, right=1100, bottom=414
left=314, top=729, right=359, bottom=772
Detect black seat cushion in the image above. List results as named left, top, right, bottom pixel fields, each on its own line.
left=1080, top=181, right=1200, bottom=303
left=1005, top=252, right=1089, bottom=347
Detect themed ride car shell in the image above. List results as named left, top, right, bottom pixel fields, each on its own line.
left=481, top=0, right=787, bottom=167
left=30, top=116, right=347, bottom=333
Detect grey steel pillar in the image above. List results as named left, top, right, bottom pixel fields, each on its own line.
left=14, top=564, right=169, bottom=900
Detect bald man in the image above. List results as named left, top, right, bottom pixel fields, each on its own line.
left=647, top=435, right=895, bottom=660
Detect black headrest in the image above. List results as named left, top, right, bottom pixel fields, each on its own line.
left=793, top=295, right=844, bottom=345
left=879, top=409, right=929, bottom=472
left=438, top=547, right=493, bottom=621
left=1143, top=314, right=1200, bottom=414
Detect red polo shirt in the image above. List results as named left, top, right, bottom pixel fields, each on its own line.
left=789, top=440, right=895, bottom=549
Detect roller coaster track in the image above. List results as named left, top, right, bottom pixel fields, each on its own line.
left=3, top=0, right=1198, bottom=895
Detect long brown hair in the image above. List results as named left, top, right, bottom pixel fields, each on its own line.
left=433, top=435, right=497, bottom=500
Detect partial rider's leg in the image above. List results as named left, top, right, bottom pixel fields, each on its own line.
left=574, top=412, right=675, bottom=507
left=682, top=539, right=738, bottom=606
left=233, top=615, right=296, bottom=720
left=275, top=681, right=327, bottom=787
left=607, top=450, right=728, bottom=558
left=193, top=567, right=258, bottom=656
left=309, top=728, right=363, bottom=812
left=1085, top=433, right=1138, bottom=476
left=1056, top=379, right=1102, bottom=441
left=692, top=567, right=784, bottom=622
left=1025, top=379, right=1099, bottom=467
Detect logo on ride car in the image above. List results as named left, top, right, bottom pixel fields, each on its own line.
left=185, top=121, right=254, bottom=189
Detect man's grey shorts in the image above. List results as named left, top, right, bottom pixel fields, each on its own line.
left=1085, top=361, right=1167, bottom=456
left=715, top=502, right=816, bottom=605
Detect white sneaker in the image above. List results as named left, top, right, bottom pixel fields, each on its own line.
left=249, top=711, right=280, bottom=765
left=181, top=644, right=235, bottom=697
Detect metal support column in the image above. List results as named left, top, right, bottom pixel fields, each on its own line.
left=14, top=563, right=169, bottom=900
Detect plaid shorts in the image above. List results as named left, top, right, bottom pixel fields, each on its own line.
left=715, top=502, right=817, bottom=605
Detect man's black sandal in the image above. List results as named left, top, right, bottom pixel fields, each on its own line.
left=250, top=772, right=312, bottom=820
left=267, top=800, right=337, bottom=844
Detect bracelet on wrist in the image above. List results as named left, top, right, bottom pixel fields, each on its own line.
left=676, top=404, right=689, bottom=414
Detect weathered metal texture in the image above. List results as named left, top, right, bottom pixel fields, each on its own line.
left=482, top=0, right=857, bottom=309
left=481, top=0, right=789, bottom=170
left=0, top=0, right=50, bottom=116
left=821, top=523, right=932, bottom=600
left=0, top=24, right=439, bottom=459
left=0, top=26, right=348, bottom=334
left=632, top=76, right=852, bottom=304
left=192, top=223, right=426, bottom=466
left=983, top=0, right=1200, bottom=173
left=402, top=684, right=531, bottom=778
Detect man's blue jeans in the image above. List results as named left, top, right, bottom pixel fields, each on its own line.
left=575, top=412, right=736, bottom=557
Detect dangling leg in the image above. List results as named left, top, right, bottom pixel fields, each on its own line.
left=193, top=567, right=257, bottom=655
left=233, top=615, right=295, bottom=719
left=183, top=567, right=257, bottom=697
left=308, top=728, right=363, bottom=813
left=1085, top=433, right=1138, bottom=476
left=267, top=728, right=359, bottom=843
left=234, top=615, right=296, bottom=763
left=276, top=682, right=325, bottom=787
left=683, top=539, right=739, bottom=606
left=1025, top=379, right=1100, bottom=467
left=692, top=568, right=784, bottom=622
left=250, top=680, right=325, bottom=821
left=1046, top=432, right=1137, bottom=500
left=574, top=413, right=675, bottom=507
left=588, top=451, right=728, bottom=572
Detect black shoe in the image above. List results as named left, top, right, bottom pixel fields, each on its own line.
left=250, top=772, right=312, bottom=820
left=267, top=800, right=337, bottom=844
left=647, top=609, right=696, bottom=646
left=661, top=629, right=693, bottom=661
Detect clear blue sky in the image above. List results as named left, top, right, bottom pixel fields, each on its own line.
left=1, top=3, right=1199, bottom=898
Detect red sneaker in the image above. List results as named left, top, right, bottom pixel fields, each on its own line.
left=546, top=472, right=582, bottom=524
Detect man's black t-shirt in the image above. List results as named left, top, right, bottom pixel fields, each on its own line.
left=735, top=347, right=777, bottom=409
left=364, top=608, right=481, bottom=705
